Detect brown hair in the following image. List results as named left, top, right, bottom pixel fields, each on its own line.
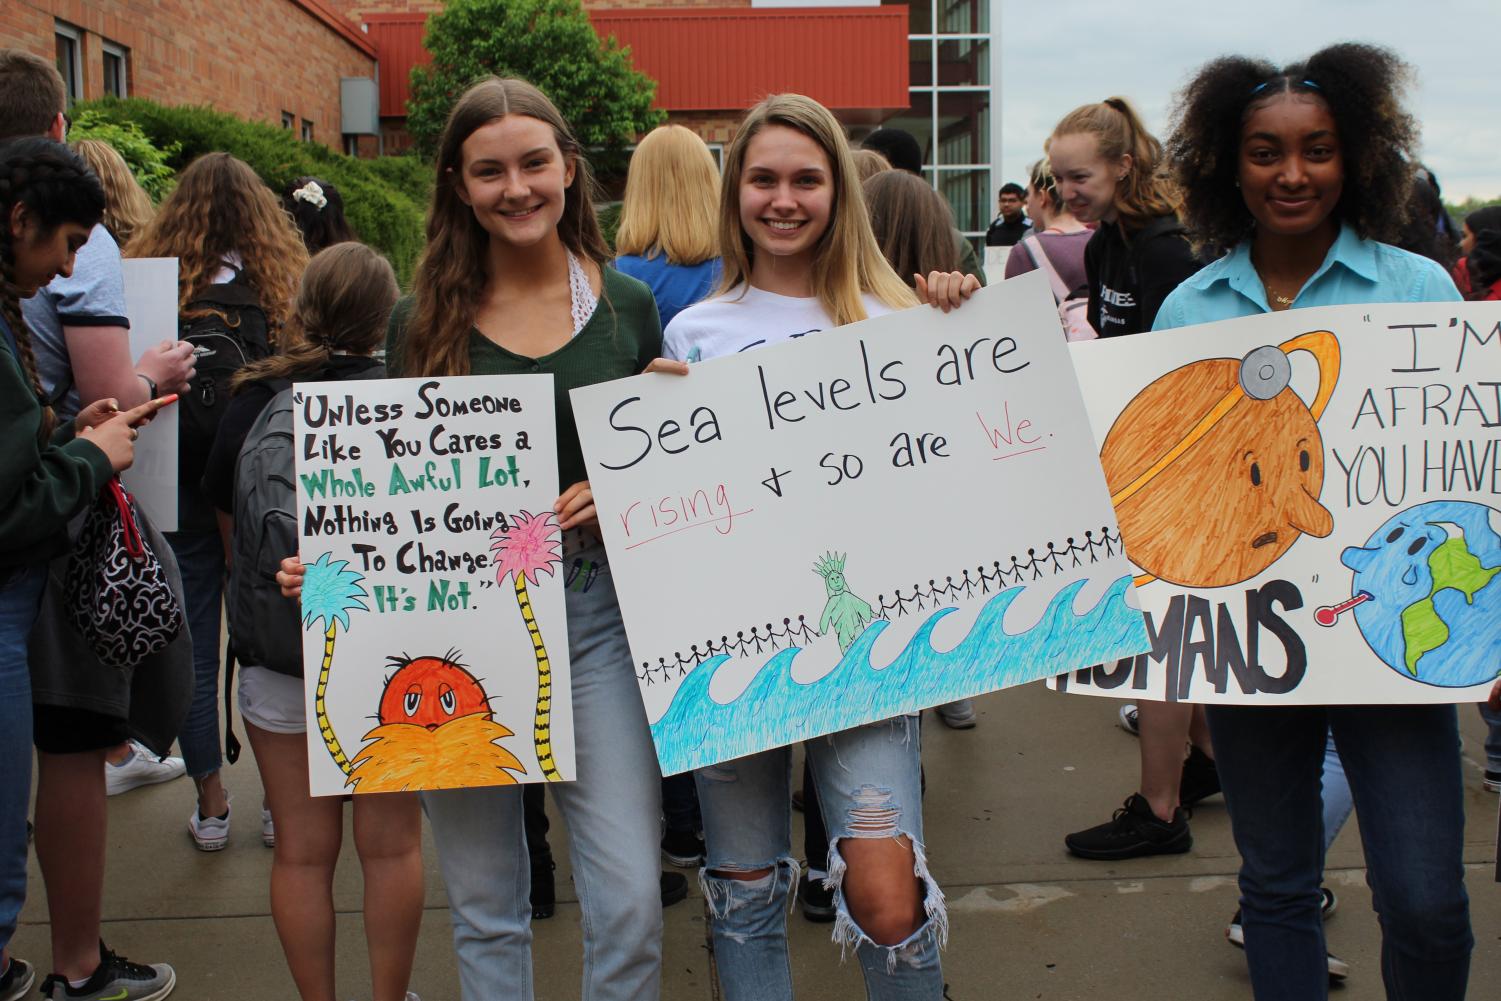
left=851, top=148, right=892, bottom=183
left=232, top=242, right=396, bottom=391
left=126, top=152, right=307, bottom=334
left=403, top=77, right=610, bottom=378
left=1048, top=97, right=1180, bottom=226
left=717, top=94, right=916, bottom=326
left=862, top=170, right=958, bottom=287
left=615, top=124, right=720, bottom=266
left=0, top=50, right=65, bottom=141
left=71, top=138, right=154, bottom=246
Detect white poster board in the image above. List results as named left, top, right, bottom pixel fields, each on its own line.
left=573, top=273, right=1150, bottom=774
left=1051, top=302, right=1501, bottom=705
left=984, top=245, right=1012, bottom=279
left=119, top=258, right=179, bottom=530
left=293, top=374, right=573, bottom=796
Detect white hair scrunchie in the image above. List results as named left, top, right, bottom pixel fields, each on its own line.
left=292, top=181, right=327, bottom=210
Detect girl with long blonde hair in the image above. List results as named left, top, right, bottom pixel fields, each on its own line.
left=126, top=151, right=309, bottom=851
left=662, top=92, right=974, bottom=1000
left=614, top=124, right=722, bottom=329
left=277, top=77, right=682, bottom=1001
left=69, top=139, right=153, bottom=247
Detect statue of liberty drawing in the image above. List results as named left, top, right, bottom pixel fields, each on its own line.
left=813, top=552, right=875, bottom=654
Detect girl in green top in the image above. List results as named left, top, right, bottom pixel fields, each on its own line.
left=281, top=78, right=681, bottom=1001
left=0, top=137, right=168, bottom=1001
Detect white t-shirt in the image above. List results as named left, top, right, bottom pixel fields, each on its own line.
left=663, top=284, right=894, bottom=362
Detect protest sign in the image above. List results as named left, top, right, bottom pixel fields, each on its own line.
left=119, top=258, right=179, bottom=529
left=572, top=273, right=1150, bottom=775
left=1051, top=302, right=1501, bottom=705
left=292, top=374, right=571, bottom=795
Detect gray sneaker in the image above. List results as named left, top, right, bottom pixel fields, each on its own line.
left=40, top=944, right=174, bottom=1001
left=935, top=699, right=977, bottom=729
left=1, top=958, right=36, bottom=1001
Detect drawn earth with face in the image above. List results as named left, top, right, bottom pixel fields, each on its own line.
left=1102, top=357, right=1333, bottom=588
left=378, top=656, right=492, bottom=730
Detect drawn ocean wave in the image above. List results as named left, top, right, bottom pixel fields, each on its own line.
left=650, top=575, right=1145, bottom=774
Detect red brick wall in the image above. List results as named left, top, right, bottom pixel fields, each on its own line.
left=1, top=0, right=376, bottom=148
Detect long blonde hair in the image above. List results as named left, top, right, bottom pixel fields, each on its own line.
left=403, top=78, right=610, bottom=378
left=718, top=94, right=916, bottom=326
left=615, top=125, right=719, bottom=266
left=1047, top=97, right=1180, bottom=227
left=232, top=242, right=396, bottom=391
left=71, top=138, right=154, bottom=246
left=126, top=152, right=307, bottom=332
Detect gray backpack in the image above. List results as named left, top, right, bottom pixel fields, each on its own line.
left=226, top=367, right=385, bottom=677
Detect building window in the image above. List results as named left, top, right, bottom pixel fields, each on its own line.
left=301, top=119, right=315, bottom=142
left=882, top=0, right=999, bottom=252
left=102, top=41, right=128, bottom=98
left=281, top=111, right=295, bottom=130
left=54, top=22, right=83, bottom=103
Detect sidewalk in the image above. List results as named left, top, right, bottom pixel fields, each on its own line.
left=15, top=682, right=1499, bottom=999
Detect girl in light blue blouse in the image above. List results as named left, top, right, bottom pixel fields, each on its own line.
left=1157, top=43, right=1470, bottom=1001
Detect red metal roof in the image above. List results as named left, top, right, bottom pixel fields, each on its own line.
left=291, top=0, right=376, bottom=59
left=589, top=8, right=909, bottom=112
left=363, top=7, right=909, bottom=118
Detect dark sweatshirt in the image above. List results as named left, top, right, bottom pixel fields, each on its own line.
left=1084, top=215, right=1202, bottom=337
left=0, top=315, right=113, bottom=569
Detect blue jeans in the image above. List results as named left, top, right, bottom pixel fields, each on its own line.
left=1479, top=702, right=1501, bottom=772
left=1207, top=704, right=1471, bottom=1001
left=695, top=716, right=945, bottom=1001
left=421, top=544, right=663, bottom=1001
left=0, top=566, right=45, bottom=957
left=1319, top=730, right=1353, bottom=854
left=165, top=529, right=225, bottom=778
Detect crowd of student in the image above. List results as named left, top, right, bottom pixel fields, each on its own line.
left=1, top=37, right=1498, bottom=1001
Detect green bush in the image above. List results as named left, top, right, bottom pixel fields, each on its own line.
left=67, top=110, right=180, bottom=201
left=72, top=97, right=432, bottom=284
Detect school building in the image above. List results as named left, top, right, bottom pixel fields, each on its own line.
left=0, top=0, right=1000, bottom=241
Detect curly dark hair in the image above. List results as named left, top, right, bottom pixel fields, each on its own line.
left=1166, top=43, right=1418, bottom=252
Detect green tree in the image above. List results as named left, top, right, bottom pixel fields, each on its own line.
left=67, top=110, right=180, bottom=201
left=406, top=0, right=664, bottom=161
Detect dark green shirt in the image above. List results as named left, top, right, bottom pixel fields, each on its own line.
left=0, top=330, right=112, bottom=569
left=386, top=267, right=663, bottom=490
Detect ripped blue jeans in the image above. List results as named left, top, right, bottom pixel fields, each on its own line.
left=694, top=716, right=945, bottom=1000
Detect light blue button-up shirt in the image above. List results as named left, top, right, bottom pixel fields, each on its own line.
left=1153, top=224, right=1460, bottom=332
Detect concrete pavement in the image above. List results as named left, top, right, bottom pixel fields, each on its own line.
left=13, top=682, right=1500, bottom=999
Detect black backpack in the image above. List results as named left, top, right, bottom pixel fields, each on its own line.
left=178, top=271, right=272, bottom=529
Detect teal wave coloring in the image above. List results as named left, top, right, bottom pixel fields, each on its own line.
left=651, top=575, right=1145, bottom=773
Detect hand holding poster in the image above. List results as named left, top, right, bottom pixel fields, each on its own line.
left=1054, top=302, right=1501, bottom=705
left=292, top=374, right=571, bottom=795
left=119, top=258, right=180, bottom=529
left=572, top=273, right=1150, bottom=774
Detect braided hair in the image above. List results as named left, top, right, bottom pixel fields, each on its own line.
left=0, top=137, right=106, bottom=440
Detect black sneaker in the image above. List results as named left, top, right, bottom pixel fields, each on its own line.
left=798, top=873, right=836, bottom=923
left=661, top=828, right=705, bottom=868
left=661, top=871, right=688, bottom=908
left=1064, top=793, right=1191, bottom=860
left=40, top=943, right=174, bottom=1001
left=1179, top=746, right=1221, bottom=806
left=1, top=958, right=35, bottom=1001
left=530, top=853, right=556, bottom=920
left=1227, top=908, right=1349, bottom=981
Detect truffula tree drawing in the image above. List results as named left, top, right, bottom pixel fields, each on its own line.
left=490, top=510, right=566, bottom=782
left=813, top=551, right=876, bottom=654
left=301, top=553, right=369, bottom=776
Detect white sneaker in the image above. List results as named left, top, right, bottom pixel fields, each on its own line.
left=1118, top=704, right=1140, bottom=735
left=935, top=699, right=977, bottom=729
left=105, top=741, right=186, bottom=796
left=261, top=807, right=276, bottom=848
left=188, top=800, right=230, bottom=852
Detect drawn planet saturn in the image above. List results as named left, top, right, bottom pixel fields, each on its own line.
left=1100, top=330, right=1342, bottom=589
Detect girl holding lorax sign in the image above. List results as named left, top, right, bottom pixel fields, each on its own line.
left=1153, top=44, right=1470, bottom=1001
left=279, top=78, right=686, bottom=1001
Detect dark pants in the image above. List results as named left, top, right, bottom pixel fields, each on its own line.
left=165, top=530, right=225, bottom=778
left=1207, top=703, right=1472, bottom=1001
